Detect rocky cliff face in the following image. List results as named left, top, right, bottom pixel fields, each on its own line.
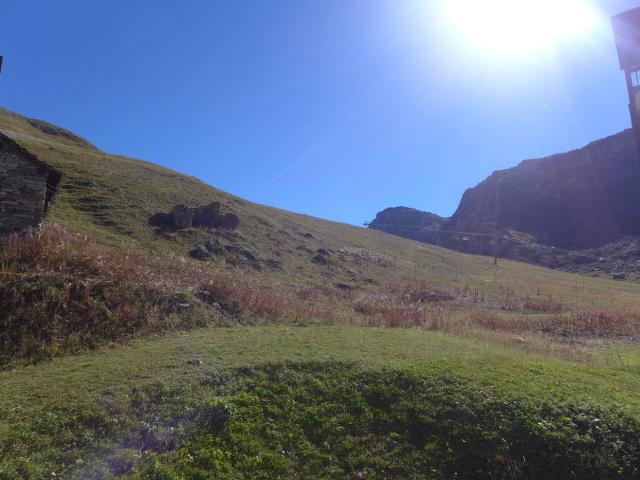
left=368, top=207, right=448, bottom=244
left=372, top=130, right=640, bottom=251
left=447, top=129, right=640, bottom=249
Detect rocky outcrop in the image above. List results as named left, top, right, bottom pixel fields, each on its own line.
left=368, top=207, right=447, bottom=244
left=219, top=213, right=240, bottom=230
left=192, top=202, right=220, bottom=228
left=372, top=130, right=640, bottom=252
left=149, top=201, right=240, bottom=231
left=170, top=205, right=196, bottom=229
left=447, top=130, right=640, bottom=250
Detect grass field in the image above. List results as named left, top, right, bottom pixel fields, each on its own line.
left=2, top=326, right=640, bottom=479
left=3, top=108, right=640, bottom=478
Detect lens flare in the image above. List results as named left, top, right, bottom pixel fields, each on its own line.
left=444, top=0, right=601, bottom=54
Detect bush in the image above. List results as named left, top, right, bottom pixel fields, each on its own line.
left=130, top=363, right=640, bottom=480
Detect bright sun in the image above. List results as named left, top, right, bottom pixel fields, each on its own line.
left=445, top=0, right=601, bottom=54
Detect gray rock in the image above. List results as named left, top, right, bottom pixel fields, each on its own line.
left=204, top=238, right=221, bottom=253
left=219, top=213, right=240, bottom=230
left=265, top=258, right=283, bottom=269
left=312, top=253, right=328, bottom=265
left=226, top=243, right=257, bottom=262
left=170, top=204, right=196, bottom=229
left=148, top=212, right=171, bottom=228
left=193, top=201, right=221, bottom=228
left=190, top=244, right=211, bottom=259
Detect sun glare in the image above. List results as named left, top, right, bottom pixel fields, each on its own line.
left=445, top=0, right=601, bottom=54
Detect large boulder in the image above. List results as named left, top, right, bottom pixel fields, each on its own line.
left=148, top=212, right=171, bottom=228
left=150, top=201, right=240, bottom=232
left=169, top=204, right=196, bottom=229
left=193, top=201, right=221, bottom=228
left=219, top=213, right=240, bottom=230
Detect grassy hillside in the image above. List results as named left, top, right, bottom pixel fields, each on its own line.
left=3, top=108, right=640, bottom=478
left=2, top=106, right=640, bottom=306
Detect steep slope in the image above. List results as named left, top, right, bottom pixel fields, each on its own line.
left=2, top=105, right=640, bottom=294
left=4, top=106, right=640, bottom=366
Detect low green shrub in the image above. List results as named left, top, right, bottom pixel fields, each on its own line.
left=129, top=363, right=640, bottom=480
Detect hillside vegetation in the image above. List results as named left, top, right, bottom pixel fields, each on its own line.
left=3, top=108, right=640, bottom=478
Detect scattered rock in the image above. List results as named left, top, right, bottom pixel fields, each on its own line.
left=613, top=273, right=628, bottom=280
left=312, top=253, right=328, bottom=265
left=190, top=244, right=211, bottom=259
left=265, top=259, right=283, bottom=270
left=204, top=238, right=221, bottom=253
left=190, top=237, right=223, bottom=260
left=226, top=243, right=258, bottom=262
left=197, top=287, right=241, bottom=314
left=316, top=248, right=332, bottom=256
left=335, top=283, right=353, bottom=291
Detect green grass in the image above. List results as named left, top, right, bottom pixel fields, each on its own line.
left=2, top=326, right=640, bottom=479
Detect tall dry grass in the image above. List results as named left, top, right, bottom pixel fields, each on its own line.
left=0, top=226, right=345, bottom=366
left=2, top=226, right=636, bottom=368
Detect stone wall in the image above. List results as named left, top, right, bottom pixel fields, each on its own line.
left=0, top=135, right=49, bottom=238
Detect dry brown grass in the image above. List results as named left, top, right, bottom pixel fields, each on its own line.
left=2, top=226, right=638, bottom=368
left=466, top=309, right=640, bottom=337
left=0, top=227, right=299, bottom=366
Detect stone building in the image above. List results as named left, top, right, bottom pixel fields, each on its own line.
left=0, top=132, right=62, bottom=241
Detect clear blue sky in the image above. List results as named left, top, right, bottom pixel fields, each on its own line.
left=1, top=0, right=638, bottom=224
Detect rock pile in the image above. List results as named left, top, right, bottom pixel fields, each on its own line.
left=189, top=238, right=221, bottom=259
left=149, top=201, right=240, bottom=231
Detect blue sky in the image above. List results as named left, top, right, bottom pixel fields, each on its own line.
left=1, top=0, right=638, bottom=224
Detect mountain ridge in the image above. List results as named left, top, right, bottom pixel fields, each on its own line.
left=370, top=129, right=640, bottom=276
